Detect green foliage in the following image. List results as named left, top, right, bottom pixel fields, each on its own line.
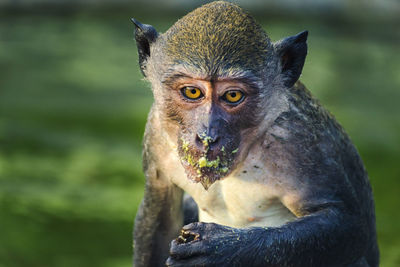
left=0, top=7, right=399, bottom=267
left=0, top=10, right=150, bottom=267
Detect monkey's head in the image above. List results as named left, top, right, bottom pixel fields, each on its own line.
left=132, top=1, right=308, bottom=189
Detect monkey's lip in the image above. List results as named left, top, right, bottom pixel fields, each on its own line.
left=178, top=139, right=238, bottom=189
left=180, top=154, right=234, bottom=190
left=185, top=167, right=230, bottom=190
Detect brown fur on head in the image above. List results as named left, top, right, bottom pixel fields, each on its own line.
left=163, top=1, right=272, bottom=76
left=132, top=1, right=308, bottom=189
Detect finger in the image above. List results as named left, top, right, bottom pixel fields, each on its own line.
left=166, top=255, right=213, bottom=267
left=169, top=239, right=210, bottom=259
left=166, top=256, right=187, bottom=267
left=181, top=222, right=207, bottom=237
left=182, top=222, right=202, bottom=231
left=183, top=222, right=219, bottom=232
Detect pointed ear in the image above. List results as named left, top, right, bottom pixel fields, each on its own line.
left=274, top=31, right=308, bottom=88
left=131, top=18, right=158, bottom=76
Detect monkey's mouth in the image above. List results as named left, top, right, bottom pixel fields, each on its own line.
left=181, top=154, right=232, bottom=190
left=178, top=138, right=237, bottom=190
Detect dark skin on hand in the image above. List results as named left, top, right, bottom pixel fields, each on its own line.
left=131, top=1, right=379, bottom=267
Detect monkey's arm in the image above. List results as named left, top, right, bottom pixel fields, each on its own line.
left=134, top=129, right=185, bottom=267
left=134, top=174, right=183, bottom=267
left=167, top=200, right=368, bottom=267
left=134, top=184, right=183, bottom=267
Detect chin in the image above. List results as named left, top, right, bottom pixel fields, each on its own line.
left=180, top=156, right=235, bottom=190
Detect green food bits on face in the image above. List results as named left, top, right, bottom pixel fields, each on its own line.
left=180, top=132, right=233, bottom=183
left=198, top=156, right=220, bottom=168
left=220, top=167, right=229, bottom=173
left=198, top=157, right=207, bottom=168
left=187, top=154, right=196, bottom=166
left=181, top=138, right=190, bottom=152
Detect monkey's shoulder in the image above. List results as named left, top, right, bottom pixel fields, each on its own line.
left=269, top=82, right=353, bottom=158
left=263, top=82, right=369, bottom=205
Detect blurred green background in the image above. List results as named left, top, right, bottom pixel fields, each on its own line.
left=0, top=0, right=399, bottom=266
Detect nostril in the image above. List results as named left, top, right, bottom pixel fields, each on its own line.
left=211, top=136, right=220, bottom=145
left=195, top=133, right=220, bottom=148
left=195, top=134, right=203, bottom=147
left=208, top=136, right=220, bottom=150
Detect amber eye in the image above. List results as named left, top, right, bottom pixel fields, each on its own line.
left=181, top=86, right=203, bottom=100
left=223, top=90, right=244, bottom=104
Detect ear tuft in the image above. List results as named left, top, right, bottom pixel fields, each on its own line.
left=131, top=18, right=158, bottom=76
left=274, top=30, right=308, bottom=88
left=295, top=30, right=308, bottom=43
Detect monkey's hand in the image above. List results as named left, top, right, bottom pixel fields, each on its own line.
left=166, top=222, right=265, bottom=267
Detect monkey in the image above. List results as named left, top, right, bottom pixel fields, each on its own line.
left=131, top=1, right=379, bottom=266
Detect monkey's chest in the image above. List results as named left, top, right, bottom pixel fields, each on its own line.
left=165, top=142, right=296, bottom=228
left=185, top=172, right=296, bottom=228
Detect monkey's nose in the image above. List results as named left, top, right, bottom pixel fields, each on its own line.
left=195, top=133, right=220, bottom=150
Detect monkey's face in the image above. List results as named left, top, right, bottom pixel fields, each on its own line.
left=161, top=75, right=262, bottom=189
left=133, top=0, right=308, bottom=189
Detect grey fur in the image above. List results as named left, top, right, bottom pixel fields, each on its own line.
left=132, top=2, right=378, bottom=267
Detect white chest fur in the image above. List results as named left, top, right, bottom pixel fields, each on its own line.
left=199, top=178, right=295, bottom=228
left=187, top=172, right=295, bottom=228
left=165, top=146, right=296, bottom=229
